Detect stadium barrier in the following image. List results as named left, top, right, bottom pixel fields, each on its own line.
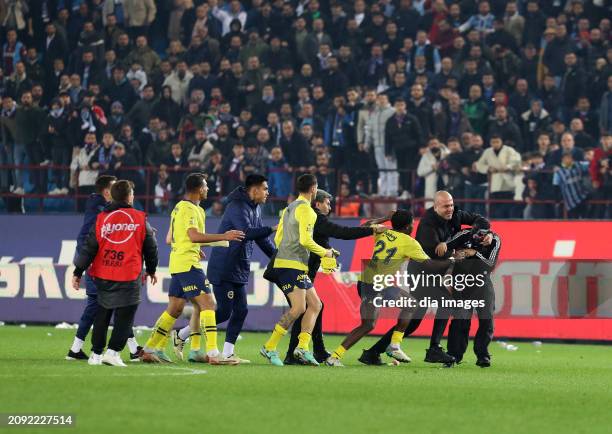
left=1, top=164, right=610, bottom=218
left=1, top=216, right=611, bottom=341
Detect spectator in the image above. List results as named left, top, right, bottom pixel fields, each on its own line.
left=14, top=91, right=45, bottom=194
left=0, top=95, right=16, bottom=193
left=153, top=167, right=172, bottom=213
left=126, top=35, right=160, bottom=74
left=417, top=137, right=449, bottom=208
left=243, top=140, right=268, bottom=176
left=553, top=151, right=591, bottom=218
left=385, top=98, right=424, bottom=197
left=203, top=149, right=224, bottom=200
left=547, top=132, right=585, bottom=167
left=279, top=120, right=314, bottom=170
left=365, top=93, right=396, bottom=197
left=463, top=84, right=488, bottom=136
left=560, top=52, right=586, bottom=116
left=488, top=104, right=523, bottom=152
left=44, top=98, right=71, bottom=196
left=520, top=99, right=551, bottom=151
left=125, top=0, right=157, bottom=40
left=108, top=141, right=143, bottom=193
left=223, top=142, right=245, bottom=194
left=71, top=131, right=100, bottom=211
left=438, top=136, right=464, bottom=199
left=569, top=118, right=594, bottom=149
left=267, top=146, right=291, bottom=215
left=434, top=92, right=472, bottom=142
left=476, top=134, right=522, bottom=219
left=600, top=75, right=612, bottom=136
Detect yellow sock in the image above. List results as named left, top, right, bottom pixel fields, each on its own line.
left=391, top=330, right=404, bottom=346
left=200, top=310, right=217, bottom=353
left=332, top=345, right=346, bottom=360
left=190, top=333, right=201, bottom=351
left=297, top=332, right=311, bottom=350
left=264, top=323, right=287, bottom=351
left=156, top=334, right=170, bottom=351
left=145, top=311, right=177, bottom=350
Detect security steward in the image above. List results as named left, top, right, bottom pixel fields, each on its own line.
left=72, top=180, right=158, bottom=367
left=283, top=189, right=387, bottom=364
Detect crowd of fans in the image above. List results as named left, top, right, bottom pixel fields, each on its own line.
left=0, top=0, right=611, bottom=219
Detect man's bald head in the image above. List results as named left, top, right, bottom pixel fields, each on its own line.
left=433, top=191, right=454, bottom=220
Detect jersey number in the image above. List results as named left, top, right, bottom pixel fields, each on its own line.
left=103, top=249, right=124, bottom=261
left=372, top=240, right=397, bottom=265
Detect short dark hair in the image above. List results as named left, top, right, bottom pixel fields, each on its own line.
left=391, top=209, right=413, bottom=231
left=110, top=180, right=134, bottom=202
left=95, top=175, right=117, bottom=193
left=245, top=174, right=267, bottom=189
left=296, top=174, right=317, bottom=193
left=185, top=173, right=206, bottom=193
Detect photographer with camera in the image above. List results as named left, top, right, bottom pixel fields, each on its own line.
left=417, top=137, right=449, bottom=208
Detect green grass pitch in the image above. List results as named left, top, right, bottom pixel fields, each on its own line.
left=1, top=325, right=611, bottom=434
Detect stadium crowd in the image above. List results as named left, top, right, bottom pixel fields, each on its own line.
left=0, top=0, right=611, bottom=219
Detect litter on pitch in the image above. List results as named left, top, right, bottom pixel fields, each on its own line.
left=55, top=322, right=78, bottom=329
left=505, top=344, right=518, bottom=351
left=19, top=324, right=26, bottom=328
left=532, top=341, right=543, bottom=347
left=0, top=321, right=5, bottom=326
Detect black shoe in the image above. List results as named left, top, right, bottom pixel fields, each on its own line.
left=130, top=346, right=143, bottom=361
left=358, top=349, right=384, bottom=366
left=424, top=346, right=456, bottom=364
left=66, top=349, right=88, bottom=360
left=476, top=356, right=491, bottom=368
left=314, top=350, right=331, bottom=364
left=283, top=355, right=302, bottom=365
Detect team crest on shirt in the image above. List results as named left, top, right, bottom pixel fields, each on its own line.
left=227, top=291, right=234, bottom=299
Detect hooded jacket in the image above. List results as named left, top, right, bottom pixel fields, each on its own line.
left=207, top=187, right=276, bottom=284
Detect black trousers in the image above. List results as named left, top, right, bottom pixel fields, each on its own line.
left=91, top=304, right=138, bottom=355
left=286, top=302, right=326, bottom=359
left=447, top=281, right=495, bottom=361
left=367, top=307, right=450, bottom=355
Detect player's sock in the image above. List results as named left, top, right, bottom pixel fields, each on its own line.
left=178, top=325, right=191, bottom=341
left=70, top=337, right=84, bottom=353
left=157, top=334, right=170, bottom=351
left=222, top=342, right=235, bottom=358
left=332, top=345, right=346, bottom=360
left=297, top=332, right=311, bottom=350
left=190, top=333, right=201, bottom=351
left=201, top=310, right=218, bottom=355
left=264, top=323, right=287, bottom=351
left=144, top=311, right=177, bottom=352
left=390, top=331, right=404, bottom=350
left=126, top=337, right=138, bottom=354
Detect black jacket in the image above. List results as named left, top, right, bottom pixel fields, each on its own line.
left=307, top=209, right=374, bottom=279
left=415, top=207, right=490, bottom=259
left=384, top=113, right=424, bottom=158
left=73, top=202, right=158, bottom=308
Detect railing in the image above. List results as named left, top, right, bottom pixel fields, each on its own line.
left=0, top=164, right=611, bottom=219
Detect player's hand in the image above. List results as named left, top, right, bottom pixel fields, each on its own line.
left=72, top=276, right=81, bottom=291
left=199, top=249, right=206, bottom=259
left=481, top=233, right=493, bottom=246
left=271, top=224, right=278, bottom=231
left=372, top=224, right=387, bottom=234
left=435, top=242, right=447, bottom=257
left=224, top=230, right=245, bottom=241
left=147, top=273, right=157, bottom=285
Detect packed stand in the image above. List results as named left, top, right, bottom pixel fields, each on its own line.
left=0, top=0, right=610, bottom=219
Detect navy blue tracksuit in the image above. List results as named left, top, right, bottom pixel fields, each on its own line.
left=75, top=194, right=108, bottom=341
left=207, top=187, right=276, bottom=344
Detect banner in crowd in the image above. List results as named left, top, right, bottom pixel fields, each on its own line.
left=0, top=216, right=611, bottom=341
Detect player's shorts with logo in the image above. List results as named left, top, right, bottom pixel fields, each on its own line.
left=169, top=266, right=212, bottom=298
left=269, top=267, right=313, bottom=295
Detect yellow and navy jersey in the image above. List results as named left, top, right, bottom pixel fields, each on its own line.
left=169, top=200, right=205, bottom=274
left=360, top=230, right=429, bottom=284
left=273, top=196, right=327, bottom=271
